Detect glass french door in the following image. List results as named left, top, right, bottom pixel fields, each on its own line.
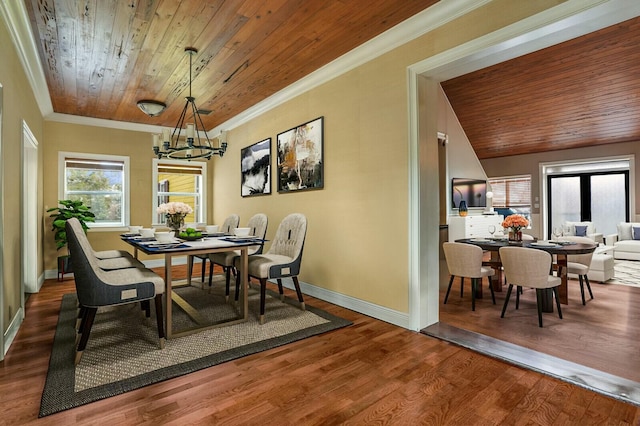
left=548, top=171, right=629, bottom=238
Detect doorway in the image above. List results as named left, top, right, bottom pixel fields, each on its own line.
left=22, top=121, right=38, bottom=293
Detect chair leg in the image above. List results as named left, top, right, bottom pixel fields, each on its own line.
left=585, top=275, right=594, bottom=300
left=460, top=277, right=464, bottom=298
left=75, top=307, right=97, bottom=365
left=224, top=267, right=231, bottom=302
left=292, top=276, right=305, bottom=310
left=208, top=260, right=214, bottom=287
left=235, top=272, right=241, bottom=302
left=277, top=278, right=285, bottom=301
left=516, top=286, right=521, bottom=310
left=444, top=275, right=454, bottom=304
left=154, top=294, right=166, bottom=349
left=259, top=278, right=268, bottom=324
left=501, top=284, right=513, bottom=318
left=553, top=287, right=563, bottom=319
left=488, top=277, right=496, bottom=305
left=141, top=300, right=151, bottom=318
left=535, top=289, right=543, bottom=327
left=471, top=278, right=476, bottom=311
left=76, top=305, right=86, bottom=331
left=578, top=275, right=586, bottom=305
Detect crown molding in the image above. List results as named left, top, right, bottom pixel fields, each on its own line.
left=0, top=0, right=53, bottom=116
left=45, top=113, right=167, bottom=134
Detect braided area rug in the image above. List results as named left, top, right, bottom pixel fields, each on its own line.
left=40, top=281, right=351, bottom=417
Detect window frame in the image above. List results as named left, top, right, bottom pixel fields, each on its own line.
left=152, top=158, right=207, bottom=226
left=488, top=174, right=532, bottom=223
left=58, top=151, right=130, bottom=230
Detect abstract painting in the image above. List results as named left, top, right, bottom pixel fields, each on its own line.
left=241, top=138, right=271, bottom=197
left=277, top=116, right=324, bottom=192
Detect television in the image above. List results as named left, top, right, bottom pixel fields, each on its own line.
left=451, top=178, right=487, bottom=208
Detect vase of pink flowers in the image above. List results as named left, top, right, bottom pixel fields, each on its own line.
left=157, top=202, right=193, bottom=232
left=502, top=214, right=529, bottom=242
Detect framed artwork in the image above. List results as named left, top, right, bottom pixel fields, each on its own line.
left=277, top=116, right=324, bottom=192
left=241, top=138, right=271, bottom=197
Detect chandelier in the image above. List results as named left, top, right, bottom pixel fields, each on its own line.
left=151, top=47, right=227, bottom=160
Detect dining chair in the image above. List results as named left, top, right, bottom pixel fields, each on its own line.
left=208, top=213, right=268, bottom=300
left=558, top=236, right=595, bottom=305
left=442, top=242, right=496, bottom=311
left=191, top=214, right=240, bottom=284
left=237, top=213, right=307, bottom=324
left=499, top=246, right=562, bottom=327
left=66, top=219, right=166, bottom=364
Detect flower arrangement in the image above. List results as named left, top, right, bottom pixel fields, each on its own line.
left=157, top=202, right=193, bottom=231
left=502, top=214, right=529, bottom=232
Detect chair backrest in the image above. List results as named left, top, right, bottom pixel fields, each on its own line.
left=267, top=213, right=307, bottom=264
left=499, top=246, right=554, bottom=289
left=66, top=218, right=157, bottom=307
left=221, top=214, right=240, bottom=233
left=246, top=213, right=268, bottom=255
left=559, top=235, right=595, bottom=266
left=442, top=242, right=484, bottom=279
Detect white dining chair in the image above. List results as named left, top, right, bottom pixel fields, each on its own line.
left=442, top=242, right=496, bottom=311
left=499, top=246, right=562, bottom=327
left=558, top=236, right=595, bottom=305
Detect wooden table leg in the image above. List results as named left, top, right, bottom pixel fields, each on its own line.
left=557, top=254, right=568, bottom=304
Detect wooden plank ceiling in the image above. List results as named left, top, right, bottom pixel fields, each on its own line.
left=24, top=0, right=438, bottom=130
left=441, top=16, right=640, bottom=160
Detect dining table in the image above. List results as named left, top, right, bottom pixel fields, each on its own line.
left=455, top=237, right=597, bottom=311
left=122, top=233, right=264, bottom=338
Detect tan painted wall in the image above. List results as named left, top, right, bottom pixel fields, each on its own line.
left=27, top=0, right=564, bottom=322
left=0, top=18, right=44, bottom=332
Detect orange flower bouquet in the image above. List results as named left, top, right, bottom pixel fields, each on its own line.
left=502, top=214, right=529, bottom=232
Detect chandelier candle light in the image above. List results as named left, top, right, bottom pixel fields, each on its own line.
left=150, top=47, right=227, bottom=160
left=502, top=214, right=529, bottom=242
left=157, top=202, right=193, bottom=232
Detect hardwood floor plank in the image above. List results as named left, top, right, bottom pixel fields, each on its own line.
left=1, top=265, right=639, bottom=425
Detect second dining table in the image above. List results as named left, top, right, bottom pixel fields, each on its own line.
left=455, top=237, right=597, bottom=310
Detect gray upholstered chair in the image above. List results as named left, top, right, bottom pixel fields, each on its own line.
left=236, top=213, right=307, bottom=324
left=208, top=213, right=268, bottom=301
left=442, top=242, right=496, bottom=311
left=66, top=217, right=145, bottom=271
left=192, top=214, right=240, bottom=283
left=499, top=246, right=562, bottom=327
left=66, top=219, right=166, bottom=364
left=559, top=236, right=595, bottom=305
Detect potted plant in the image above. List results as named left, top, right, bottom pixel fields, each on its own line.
left=47, top=200, right=96, bottom=278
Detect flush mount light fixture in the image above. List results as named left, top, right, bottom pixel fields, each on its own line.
left=136, top=100, right=167, bottom=117
left=151, top=47, right=227, bottom=160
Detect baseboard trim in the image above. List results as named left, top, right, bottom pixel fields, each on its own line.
left=3, top=307, right=24, bottom=357
left=272, top=277, right=410, bottom=329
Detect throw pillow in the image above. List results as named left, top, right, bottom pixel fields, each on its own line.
left=574, top=225, right=588, bottom=237
left=618, top=223, right=633, bottom=241
left=633, top=227, right=640, bottom=240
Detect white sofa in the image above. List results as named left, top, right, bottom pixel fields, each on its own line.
left=562, top=221, right=603, bottom=244
left=605, top=222, right=640, bottom=260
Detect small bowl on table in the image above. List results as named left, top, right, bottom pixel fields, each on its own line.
left=178, top=230, right=203, bottom=241
left=234, top=227, right=251, bottom=237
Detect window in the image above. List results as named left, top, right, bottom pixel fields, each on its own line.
left=152, top=159, right=206, bottom=225
left=488, top=175, right=531, bottom=222
left=59, top=152, right=130, bottom=228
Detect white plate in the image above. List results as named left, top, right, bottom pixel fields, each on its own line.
left=531, top=242, right=558, bottom=247
left=226, top=235, right=258, bottom=240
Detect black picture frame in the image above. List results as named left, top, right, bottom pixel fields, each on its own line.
left=276, top=116, right=324, bottom=192
left=241, top=138, right=271, bottom=197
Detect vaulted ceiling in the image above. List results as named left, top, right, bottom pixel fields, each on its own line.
left=23, top=0, right=438, bottom=130
left=441, top=16, right=640, bottom=159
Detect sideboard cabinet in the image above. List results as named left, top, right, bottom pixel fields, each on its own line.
left=448, top=215, right=504, bottom=242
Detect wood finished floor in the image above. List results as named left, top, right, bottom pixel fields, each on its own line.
left=1, top=264, right=639, bottom=425
left=438, top=259, right=640, bottom=383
